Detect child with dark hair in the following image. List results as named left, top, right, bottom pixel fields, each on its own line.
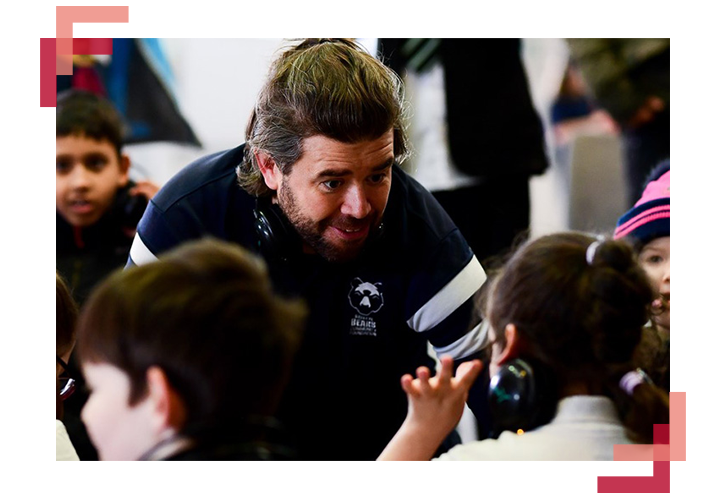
left=56, top=89, right=158, bottom=305
left=76, top=238, right=306, bottom=460
left=57, top=89, right=160, bottom=460
left=379, top=233, right=669, bottom=460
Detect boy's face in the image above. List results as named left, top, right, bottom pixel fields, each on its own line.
left=81, top=363, right=158, bottom=460
left=56, top=134, right=129, bottom=228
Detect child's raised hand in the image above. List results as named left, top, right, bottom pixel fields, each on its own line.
left=378, top=356, right=484, bottom=460
left=400, top=356, right=483, bottom=436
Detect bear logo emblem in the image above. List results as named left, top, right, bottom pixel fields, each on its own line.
left=348, top=278, right=384, bottom=316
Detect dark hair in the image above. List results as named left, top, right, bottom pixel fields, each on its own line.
left=238, top=38, right=410, bottom=197
left=483, top=232, right=669, bottom=443
left=56, top=272, right=78, bottom=358
left=56, top=89, right=125, bottom=157
left=56, top=272, right=78, bottom=421
left=76, top=238, right=307, bottom=436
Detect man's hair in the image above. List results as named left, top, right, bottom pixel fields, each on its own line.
left=238, top=38, right=410, bottom=197
left=76, top=238, right=307, bottom=436
left=56, top=89, right=126, bottom=157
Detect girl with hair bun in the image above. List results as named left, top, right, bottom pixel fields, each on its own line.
left=379, top=232, right=670, bottom=461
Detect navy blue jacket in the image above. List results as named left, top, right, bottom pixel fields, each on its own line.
left=129, top=144, right=488, bottom=459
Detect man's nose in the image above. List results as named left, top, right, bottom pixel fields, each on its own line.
left=340, top=184, right=372, bottom=219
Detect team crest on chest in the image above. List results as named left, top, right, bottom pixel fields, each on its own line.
left=348, top=278, right=383, bottom=336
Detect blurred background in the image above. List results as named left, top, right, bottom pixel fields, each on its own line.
left=58, top=38, right=666, bottom=240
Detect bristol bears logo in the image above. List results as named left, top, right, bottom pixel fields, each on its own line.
left=348, top=278, right=384, bottom=316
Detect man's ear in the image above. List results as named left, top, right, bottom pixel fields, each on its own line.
left=145, top=366, right=187, bottom=434
left=118, top=153, right=131, bottom=187
left=255, top=151, right=282, bottom=191
left=493, top=323, right=523, bottom=367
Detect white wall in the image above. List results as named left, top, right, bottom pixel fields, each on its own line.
left=168, top=38, right=287, bottom=152
left=125, top=38, right=288, bottom=185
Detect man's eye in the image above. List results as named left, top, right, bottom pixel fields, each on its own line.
left=323, top=180, right=343, bottom=190
left=369, top=174, right=385, bottom=184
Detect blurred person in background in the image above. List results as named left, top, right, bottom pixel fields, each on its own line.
left=566, top=38, right=726, bottom=205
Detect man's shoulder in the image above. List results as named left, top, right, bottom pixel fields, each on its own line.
left=388, top=166, right=463, bottom=251
left=131, top=144, right=255, bottom=264
left=379, top=169, right=478, bottom=301
left=152, top=144, right=248, bottom=212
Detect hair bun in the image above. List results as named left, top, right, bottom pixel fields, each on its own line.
left=293, top=38, right=356, bottom=50
left=590, top=239, right=634, bottom=272
left=585, top=239, right=653, bottom=364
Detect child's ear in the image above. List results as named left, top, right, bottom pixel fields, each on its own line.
left=255, top=151, right=281, bottom=191
left=492, top=323, right=523, bottom=367
left=118, top=153, right=131, bottom=187
left=145, top=366, right=186, bottom=433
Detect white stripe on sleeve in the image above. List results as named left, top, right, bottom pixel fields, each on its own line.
left=432, top=319, right=489, bottom=359
left=129, top=233, right=159, bottom=266
left=407, top=256, right=486, bottom=332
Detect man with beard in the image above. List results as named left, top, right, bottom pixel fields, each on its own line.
left=128, top=39, right=489, bottom=460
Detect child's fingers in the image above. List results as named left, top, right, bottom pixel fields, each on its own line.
left=401, top=374, right=416, bottom=397
left=416, top=366, right=432, bottom=394
left=438, top=356, right=454, bottom=384
left=455, top=359, right=484, bottom=391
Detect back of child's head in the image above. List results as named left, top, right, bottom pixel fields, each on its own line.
left=487, top=232, right=651, bottom=379
left=76, top=238, right=307, bottom=437
left=56, top=90, right=125, bottom=157
left=484, top=232, right=668, bottom=442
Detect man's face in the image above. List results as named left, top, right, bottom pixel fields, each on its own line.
left=267, top=131, right=394, bottom=262
left=56, top=134, right=129, bottom=228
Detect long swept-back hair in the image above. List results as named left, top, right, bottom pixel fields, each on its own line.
left=238, top=38, right=410, bottom=197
